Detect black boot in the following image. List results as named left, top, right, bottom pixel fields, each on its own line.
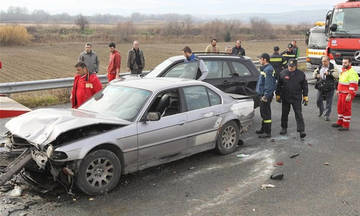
left=256, top=129, right=264, bottom=134
left=299, top=131, right=306, bottom=138
left=280, top=128, right=287, bottom=135
left=259, top=133, right=271, bottom=138
left=331, top=123, right=341, bottom=128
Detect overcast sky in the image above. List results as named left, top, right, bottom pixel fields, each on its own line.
left=0, top=0, right=343, bottom=15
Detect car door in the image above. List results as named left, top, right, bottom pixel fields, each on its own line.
left=229, top=61, right=254, bottom=95
left=137, top=88, right=189, bottom=170
left=161, top=61, right=199, bottom=79
left=182, top=85, right=223, bottom=152
left=203, top=59, right=238, bottom=92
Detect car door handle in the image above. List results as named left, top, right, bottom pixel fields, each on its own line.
left=177, top=120, right=185, bottom=126
left=203, top=112, right=214, bottom=118
left=223, top=80, right=229, bottom=85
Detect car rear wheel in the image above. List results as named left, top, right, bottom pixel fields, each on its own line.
left=76, top=149, right=121, bottom=195
left=216, top=121, right=240, bottom=155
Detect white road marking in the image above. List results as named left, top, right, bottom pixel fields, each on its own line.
left=185, top=149, right=275, bottom=216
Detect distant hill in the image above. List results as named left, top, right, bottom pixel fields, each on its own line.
left=199, top=9, right=329, bottom=24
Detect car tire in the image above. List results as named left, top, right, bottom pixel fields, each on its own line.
left=76, top=149, right=121, bottom=195
left=216, top=121, right=240, bottom=155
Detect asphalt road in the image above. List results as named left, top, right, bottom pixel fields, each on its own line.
left=1, top=84, right=360, bottom=216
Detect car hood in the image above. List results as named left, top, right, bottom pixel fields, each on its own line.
left=5, top=108, right=131, bottom=148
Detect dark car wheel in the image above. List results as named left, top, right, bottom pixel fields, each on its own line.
left=216, top=121, right=240, bottom=155
left=76, top=149, right=121, bottom=195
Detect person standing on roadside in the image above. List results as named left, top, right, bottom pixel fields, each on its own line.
left=231, top=40, right=246, bottom=56
left=276, top=59, right=308, bottom=138
left=281, top=43, right=297, bottom=67
left=332, top=57, right=359, bottom=131
left=291, top=40, right=300, bottom=58
left=205, top=39, right=220, bottom=53
left=313, top=56, right=338, bottom=121
left=182, top=46, right=208, bottom=81
left=127, top=40, right=145, bottom=75
left=255, top=53, right=277, bottom=138
left=78, top=42, right=99, bottom=74
left=270, top=46, right=284, bottom=79
left=107, top=42, right=121, bottom=82
left=71, top=62, right=102, bottom=109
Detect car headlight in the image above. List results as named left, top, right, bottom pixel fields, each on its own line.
left=52, top=151, right=68, bottom=160
left=46, top=145, right=54, bottom=158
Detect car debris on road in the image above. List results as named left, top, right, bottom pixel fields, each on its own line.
left=260, top=184, right=276, bottom=190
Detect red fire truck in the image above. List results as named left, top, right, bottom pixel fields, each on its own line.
left=325, top=0, right=360, bottom=84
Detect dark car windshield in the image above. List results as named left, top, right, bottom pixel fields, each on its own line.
left=331, top=8, right=360, bottom=35
left=79, top=85, right=151, bottom=121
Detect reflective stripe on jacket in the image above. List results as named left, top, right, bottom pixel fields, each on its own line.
left=338, top=67, right=359, bottom=96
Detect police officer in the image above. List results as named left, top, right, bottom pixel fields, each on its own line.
left=270, top=46, right=284, bottom=79
left=276, top=59, right=308, bottom=138
left=281, top=43, right=297, bottom=68
left=256, top=53, right=277, bottom=138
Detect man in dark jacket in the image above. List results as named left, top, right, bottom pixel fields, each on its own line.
left=127, top=40, right=145, bottom=74
left=281, top=43, right=297, bottom=67
left=276, top=59, right=308, bottom=138
left=270, top=46, right=284, bottom=79
left=78, top=42, right=99, bottom=74
left=256, top=53, right=277, bottom=138
left=231, top=40, right=246, bottom=56
left=313, top=56, right=338, bottom=121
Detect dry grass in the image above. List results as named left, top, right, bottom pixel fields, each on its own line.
left=0, top=25, right=32, bottom=46
left=11, top=88, right=71, bottom=108
left=0, top=39, right=306, bottom=83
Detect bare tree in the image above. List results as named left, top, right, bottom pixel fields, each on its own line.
left=75, top=15, right=89, bottom=31
left=250, top=17, right=275, bottom=39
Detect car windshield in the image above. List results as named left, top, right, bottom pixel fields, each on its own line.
left=79, top=85, right=152, bottom=121
left=331, top=8, right=360, bottom=35
left=145, top=59, right=173, bottom=78
left=308, top=32, right=327, bottom=49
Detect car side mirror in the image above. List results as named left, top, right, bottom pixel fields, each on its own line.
left=146, top=112, right=161, bottom=121
left=330, top=24, right=337, bottom=32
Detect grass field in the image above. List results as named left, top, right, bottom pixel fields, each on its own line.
left=0, top=40, right=306, bottom=83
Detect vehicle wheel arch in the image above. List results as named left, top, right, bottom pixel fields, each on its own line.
left=86, top=143, right=125, bottom=174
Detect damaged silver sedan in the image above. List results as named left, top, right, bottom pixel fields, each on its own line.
left=0, top=78, right=254, bottom=195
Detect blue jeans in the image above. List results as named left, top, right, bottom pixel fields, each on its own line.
left=316, top=89, right=335, bottom=117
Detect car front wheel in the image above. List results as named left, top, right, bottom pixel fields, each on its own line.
left=216, top=121, right=240, bottom=155
left=76, top=149, right=121, bottom=195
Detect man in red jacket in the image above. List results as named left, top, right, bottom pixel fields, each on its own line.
left=71, top=62, right=102, bottom=109
left=107, top=42, right=121, bottom=82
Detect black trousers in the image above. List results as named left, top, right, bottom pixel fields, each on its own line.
left=281, top=100, right=305, bottom=132
left=260, top=97, right=272, bottom=134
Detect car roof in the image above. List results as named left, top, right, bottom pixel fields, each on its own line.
left=111, top=77, right=206, bottom=92
left=167, top=55, right=252, bottom=63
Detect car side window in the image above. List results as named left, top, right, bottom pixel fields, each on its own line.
left=204, top=61, right=222, bottom=79
left=207, top=88, right=221, bottom=105
left=231, top=62, right=251, bottom=77
left=222, top=62, right=232, bottom=78
left=147, top=88, right=182, bottom=117
left=183, top=86, right=210, bottom=111
left=163, top=61, right=198, bottom=79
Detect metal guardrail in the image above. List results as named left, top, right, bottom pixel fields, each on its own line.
left=0, top=57, right=307, bottom=94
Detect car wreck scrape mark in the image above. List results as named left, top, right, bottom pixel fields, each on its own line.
left=185, top=149, right=275, bottom=216
left=175, top=149, right=274, bottom=183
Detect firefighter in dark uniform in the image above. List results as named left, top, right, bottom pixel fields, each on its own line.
left=276, top=59, right=309, bottom=138
left=281, top=43, right=297, bottom=68
left=270, top=46, right=284, bottom=79
left=256, top=53, right=277, bottom=138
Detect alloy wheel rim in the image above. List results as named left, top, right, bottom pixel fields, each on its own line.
left=221, top=125, right=237, bottom=149
left=85, top=158, right=114, bottom=188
